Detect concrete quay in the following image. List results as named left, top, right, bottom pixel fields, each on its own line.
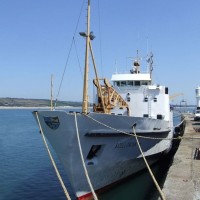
left=160, top=114, right=200, bottom=200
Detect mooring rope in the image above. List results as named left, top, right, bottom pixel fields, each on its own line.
left=132, top=125, right=166, bottom=200
left=81, top=113, right=166, bottom=199
left=35, top=110, right=199, bottom=200
left=176, top=118, right=185, bottom=128
left=35, top=112, right=71, bottom=200
left=83, top=113, right=174, bottom=140
left=74, top=113, right=99, bottom=200
left=83, top=114, right=200, bottom=141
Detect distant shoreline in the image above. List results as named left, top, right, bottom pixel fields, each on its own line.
left=0, top=106, right=82, bottom=110
left=0, top=97, right=83, bottom=108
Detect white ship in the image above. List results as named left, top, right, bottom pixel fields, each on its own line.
left=33, top=1, right=173, bottom=199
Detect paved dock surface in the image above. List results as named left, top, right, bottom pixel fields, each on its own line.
left=160, top=114, right=200, bottom=200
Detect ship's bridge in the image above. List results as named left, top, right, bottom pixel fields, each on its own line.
left=111, top=73, right=151, bottom=87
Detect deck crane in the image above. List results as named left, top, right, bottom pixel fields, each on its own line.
left=169, top=93, right=184, bottom=100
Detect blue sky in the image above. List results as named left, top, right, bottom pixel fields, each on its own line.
left=0, top=0, right=200, bottom=105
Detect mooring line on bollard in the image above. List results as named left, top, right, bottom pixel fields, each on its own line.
left=132, top=125, right=166, bottom=200
left=74, top=113, right=98, bottom=200
left=35, top=112, right=71, bottom=200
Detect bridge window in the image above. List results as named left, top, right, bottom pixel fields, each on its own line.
left=127, top=81, right=133, bottom=86
left=135, top=81, right=140, bottom=86
left=142, top=81, right=149, bottom=85
left=121, top=81, right=126, bottom=86
left=165, top=87, right=168, bottom=94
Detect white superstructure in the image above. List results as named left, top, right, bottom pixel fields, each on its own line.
left=111, top=73, right=170, bottom=121
left=195, top=86, right=200, bottom=109
left=94, top=53, right=172, bottom=122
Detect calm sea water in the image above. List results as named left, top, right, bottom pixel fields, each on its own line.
left=0, top=107, right=190, bottom=200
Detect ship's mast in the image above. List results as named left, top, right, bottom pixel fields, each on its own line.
left=82, top=0, right=91, bottom=114
left=50, top=74, right=53, bottom=111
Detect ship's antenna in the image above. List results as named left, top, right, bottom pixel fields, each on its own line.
left=147, top=52, right=153, bottom=82
left=146, top=37, right=149, bottom=73
left=133, top=50, right=140, bottom=74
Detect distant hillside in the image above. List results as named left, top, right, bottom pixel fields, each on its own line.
left=0, top=98, right=82, bottom=107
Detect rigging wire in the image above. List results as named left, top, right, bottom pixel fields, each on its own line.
left=54, top=0, right=86, bottom=108
left=73, top=38, right=83, bottom=79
